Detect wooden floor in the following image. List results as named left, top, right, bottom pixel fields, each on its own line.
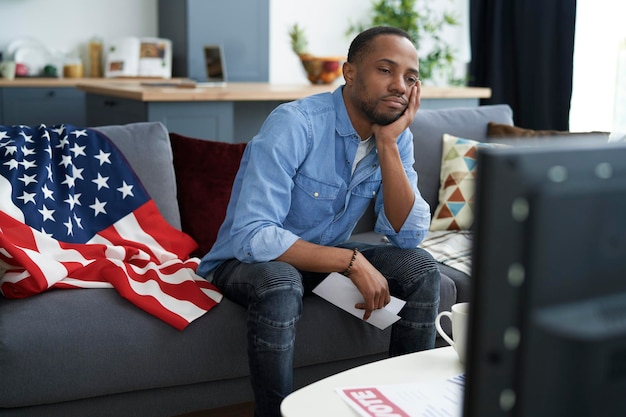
left=177, top=402, right=254, bottom=417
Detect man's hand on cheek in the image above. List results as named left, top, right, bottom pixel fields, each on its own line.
left=373, top=83, right=420, bottom=144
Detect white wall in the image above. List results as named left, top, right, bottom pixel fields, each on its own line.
left=269, top=0, right=470, bottom=84
left=268, top=0, right=368, bottom=84
left=0, top=0, right=469, bottom=84
left=0, top=0, right=157, bottom=68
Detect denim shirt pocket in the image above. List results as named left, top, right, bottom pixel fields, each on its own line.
left=286, top=173, right=341, bottom=230
left=349, top=176, right=381, bottom=223
left=351, top=177, right=380, bottom=199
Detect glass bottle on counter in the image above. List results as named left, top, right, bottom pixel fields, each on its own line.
left=88, top=36, right=103, bottom=78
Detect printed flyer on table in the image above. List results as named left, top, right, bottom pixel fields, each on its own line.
left=336, top=374, right=465, bottom=417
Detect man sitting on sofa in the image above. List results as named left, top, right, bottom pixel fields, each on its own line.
left=197, top=26, right=440, bottom=417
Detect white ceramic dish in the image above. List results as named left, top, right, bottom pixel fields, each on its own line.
left=8, top=38, right=53, bottom=76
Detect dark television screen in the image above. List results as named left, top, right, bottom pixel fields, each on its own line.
left=463, top=138, right=626, bottom=417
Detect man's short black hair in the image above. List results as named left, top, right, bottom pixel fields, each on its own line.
left=347, top=26, right=413, bottom=64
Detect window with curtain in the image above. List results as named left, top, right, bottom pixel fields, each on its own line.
left=468, top=0, right=577, bottom=131
left=569, top=0, right=626, bottom=134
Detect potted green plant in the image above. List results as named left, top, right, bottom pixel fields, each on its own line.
left=289, top=23, right=345, bottom=84
left=346, top=0, right=463, bottom=85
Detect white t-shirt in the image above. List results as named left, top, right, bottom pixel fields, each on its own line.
left=352, top=136, right=375, bottom=175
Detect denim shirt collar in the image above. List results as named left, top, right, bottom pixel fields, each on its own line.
left=331, top=86, right=359, bottom=139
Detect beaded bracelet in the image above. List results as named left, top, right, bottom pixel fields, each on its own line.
left=343, top=248, right=359, bottom=276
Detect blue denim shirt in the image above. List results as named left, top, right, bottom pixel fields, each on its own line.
left=197, top=86, right=431, bottom=277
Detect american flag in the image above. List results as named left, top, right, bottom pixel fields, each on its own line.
left=0, top=124, right=222, bottom=330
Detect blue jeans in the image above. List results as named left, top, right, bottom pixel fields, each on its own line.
left=211, top=243, right=440, bottom=417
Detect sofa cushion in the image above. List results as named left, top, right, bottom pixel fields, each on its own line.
left=94, top=122, right=181, bottom=230
left=0, top=287, right=390, bottom=408
left=430, top=134, right=501, bottom=231
left=170, top=133, right=247, bottom=258
left=411, top=105, right=514, bottom=216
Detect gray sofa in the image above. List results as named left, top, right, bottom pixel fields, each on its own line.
left=0, top=104, right=513, bottom=417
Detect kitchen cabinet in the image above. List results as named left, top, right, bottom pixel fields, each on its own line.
left=158, top=0, right=269, bottom=82
left=85, top=94, right=147, bottom=127
left=85, top=93, right=234, bottom=139
left=0, top=87, right=85, bottom=126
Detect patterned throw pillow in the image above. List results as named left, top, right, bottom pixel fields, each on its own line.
left=430, top=134, right=498, bottom=231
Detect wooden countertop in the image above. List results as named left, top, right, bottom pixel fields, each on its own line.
left=0, top=77, right=492, bottom=102
left=77, top=80, right=342, bottom=102
left=0, top=77, right=183, bottom=88
left=77, top=81, right=491, bottom=102
left=0, top=77, right=109, bottom=87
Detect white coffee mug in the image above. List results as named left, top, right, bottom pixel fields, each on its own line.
left=435, top=302, right=469, bottom=364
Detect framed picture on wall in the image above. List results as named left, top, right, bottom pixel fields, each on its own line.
left=201, top=44, right=227, bottom=86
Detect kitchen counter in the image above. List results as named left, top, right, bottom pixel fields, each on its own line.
left=1, top=77, right=491, bottom=141
left=0, top=77, right=492, bottom=102
left=78, top=80, right=339, bottom=102
left=76, top=80, right=491, bottom=102
left=0, top=77, right=111, bottom=87
left=75, top=79, right=491, bottom=141
left=0, top=78, right=102, bottom=126
left=0, top=77, right=195, bottom=88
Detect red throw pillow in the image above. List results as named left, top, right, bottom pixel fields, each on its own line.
left=169, top=133, right=247, bottom=258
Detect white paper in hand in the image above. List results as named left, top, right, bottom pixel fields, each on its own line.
left=312, top=272, right=406, bottom=330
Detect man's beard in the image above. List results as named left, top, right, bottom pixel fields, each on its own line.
left=358, top=96, right=406, bottom=126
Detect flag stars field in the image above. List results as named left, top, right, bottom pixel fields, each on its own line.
left=0, top=123, right=222, bottom=329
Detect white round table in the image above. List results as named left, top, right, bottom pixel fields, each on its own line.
left=281, top=346, right=463, bottom=417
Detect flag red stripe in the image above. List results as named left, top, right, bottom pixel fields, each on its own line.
left=0, top=125, right=222, bottom=329
left=1, top=206, right=221, bottom=328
